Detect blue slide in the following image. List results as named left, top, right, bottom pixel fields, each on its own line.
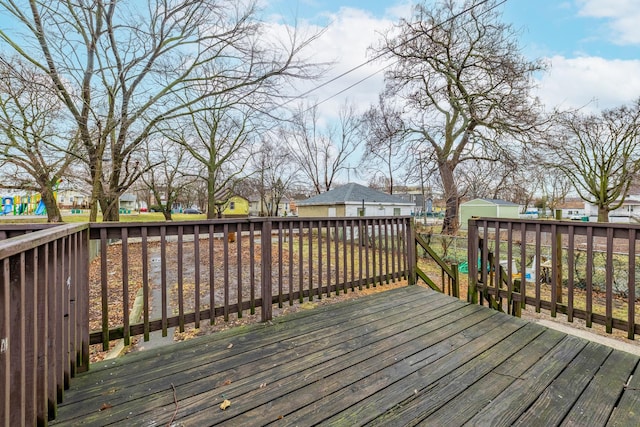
left=34, top=200, right=46, bottom=215
left=1, top=204, right=11, bottom=215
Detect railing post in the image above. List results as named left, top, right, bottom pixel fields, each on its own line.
left=261, top=219, right=273, bottom=322
left=1, top=259, right=8, bottom=427
left=77, top=229, right=90, bottom=373
left=467, top=218, right=479, bottom=303
left=554, top=210, right=563, bottom=304
left=408, top=218, right=416, bottom=285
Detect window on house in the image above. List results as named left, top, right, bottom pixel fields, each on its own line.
left=357, top=208, right=365, bottom=217
left=394, top=208, right=401, bottom=216
left=230, top=201, right=235, bottom=210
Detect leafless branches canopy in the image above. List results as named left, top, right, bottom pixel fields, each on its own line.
left=373, top=0, right=546, bottom=233
left=544, top=99, right=640, bottom=222
left=0, top=57, right=76, bottom=222
left=0, top=0, right=321, bottom=220
left=284, top=101, right=363, bottom=195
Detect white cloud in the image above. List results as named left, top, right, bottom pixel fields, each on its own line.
left=303, top=8, right=394, bottom=114
left=266, top=2, right=640, bottom=124
left=536, top=55, right=640, bottom=112
left=577, top=0, right=640, bottom=44
left=264, top=6, right=406, bottom=124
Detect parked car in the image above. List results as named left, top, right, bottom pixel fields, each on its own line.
left=184, top=207, right=202, bottom=214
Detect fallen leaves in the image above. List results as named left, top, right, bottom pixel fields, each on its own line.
left=220, top=399, right=231, bottom=410
left=99, top=403, right=112, bottom=411
left=227, top=343, right=233, bottom=349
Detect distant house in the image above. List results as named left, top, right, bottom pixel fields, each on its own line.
left=56, top=188, right=89, bottom=209
left=247, top=195, right=297, bottom=216
left=459, top=198, right=520, bottom=229
left=222, top=195, right=249, bottom=218
left=297, top=183, right=414, bottom=217
left=557, top=199, right=586, bottom=220
left=585, top=198, right=640, bottom=223
left=119, top=193, right=137, bottom=211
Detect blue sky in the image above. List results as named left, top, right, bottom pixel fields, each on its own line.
left=264, top=0, right=640, bottom=118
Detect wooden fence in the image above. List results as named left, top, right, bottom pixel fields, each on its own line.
left=468, top=217, right=640, bottom=339
left=0, top=223, right=90, bottom=426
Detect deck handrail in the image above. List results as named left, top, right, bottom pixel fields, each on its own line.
left=0, top=223, right=90, bottom=425
left=3, top=216, right=413, bottom=424
left=415, top=233, right=460, bottom=297
left=468, top=217, right=640, bottom=339
left=87, top=216, right=413, bottom=349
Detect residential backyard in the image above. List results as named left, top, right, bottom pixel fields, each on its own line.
left=4, top=216, right=640, bottom=425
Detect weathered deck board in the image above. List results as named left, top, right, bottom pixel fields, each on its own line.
left=607, top=357, right=640, bottom=426
left=563, top=349, right=638, bottom=427
left=418, top=328, right=567, bottom=426
left=51, top=286, right=640, bottom=426
left=66, top=285, right=431, bottom=402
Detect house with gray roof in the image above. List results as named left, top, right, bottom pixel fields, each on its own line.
left=297, top=183, right=415, bottom=217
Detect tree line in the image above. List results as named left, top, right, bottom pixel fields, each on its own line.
left=1, top=0, right=639, bottom=232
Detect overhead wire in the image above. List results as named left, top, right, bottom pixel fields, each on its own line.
left=281, top=0, right=509, bottom=113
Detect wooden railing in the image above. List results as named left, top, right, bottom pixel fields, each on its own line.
left=468, top=217, right=640, bottom=339
left=2, top=216, right=414, bottom=424
left=88, top=216, right=414, bottom=349
left=0, top=224, right=57, bottom=241
left=415, top=233, right=460, bottom=297
left=0, top=223, right=90, bottom=426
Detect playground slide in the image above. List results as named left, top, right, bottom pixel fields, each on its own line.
left=34, top=200, right=46, bottom=215
left=1, top=204, right=11, bottom=215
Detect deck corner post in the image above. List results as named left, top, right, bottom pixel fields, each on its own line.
left=78, top=227, right=90, bottom=373
left=408, top=218, right=416, bottom=285
left=467, top=218, right=479, bottom=304
left=261, top=219, right=273, bottom=322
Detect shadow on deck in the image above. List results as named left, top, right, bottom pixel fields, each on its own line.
left=52, top=286, right=640, bottom=426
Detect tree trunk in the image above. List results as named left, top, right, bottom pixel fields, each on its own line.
left=439, top=161, right=460, bottom=234
left=40, top=188, right=62, bottom=223
left=100, top=197, right=120, bottom=222
left=598, top=206, right=609, bottom=222
left=207, top=169, right=216, bottom=220
left=89, top=175, right=102, bottom=222
left=89, top=199, right=98, bottom=222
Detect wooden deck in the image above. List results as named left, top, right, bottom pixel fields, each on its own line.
left=51, top=286, right=640, bottom=426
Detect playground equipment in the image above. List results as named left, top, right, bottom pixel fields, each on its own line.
left=0, top=194, right=47, bottom=216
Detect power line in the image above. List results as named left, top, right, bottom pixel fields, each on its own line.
left=281, top=0, right=509, bottom=112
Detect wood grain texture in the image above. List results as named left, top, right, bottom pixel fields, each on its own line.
left=50, top=286, right=640, bottom=426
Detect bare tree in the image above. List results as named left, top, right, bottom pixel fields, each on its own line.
left=546, top=100, right=640, bottom=222
left=285, top=101, right=362, bottom=194
left=360, top=94, right=407, bottom=194
left=0, top=0, right=321, bottom=221
left=373, top=0, right=546, bottom=233
left=0, top=58, right=76, bottom=222
left=251, top=138, right=298, bottom=216
left=139, top=138, right=197, bottom=220
left=169, top=97, right=255, bottom=219
left=457, top=149, right=532, bottom=203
